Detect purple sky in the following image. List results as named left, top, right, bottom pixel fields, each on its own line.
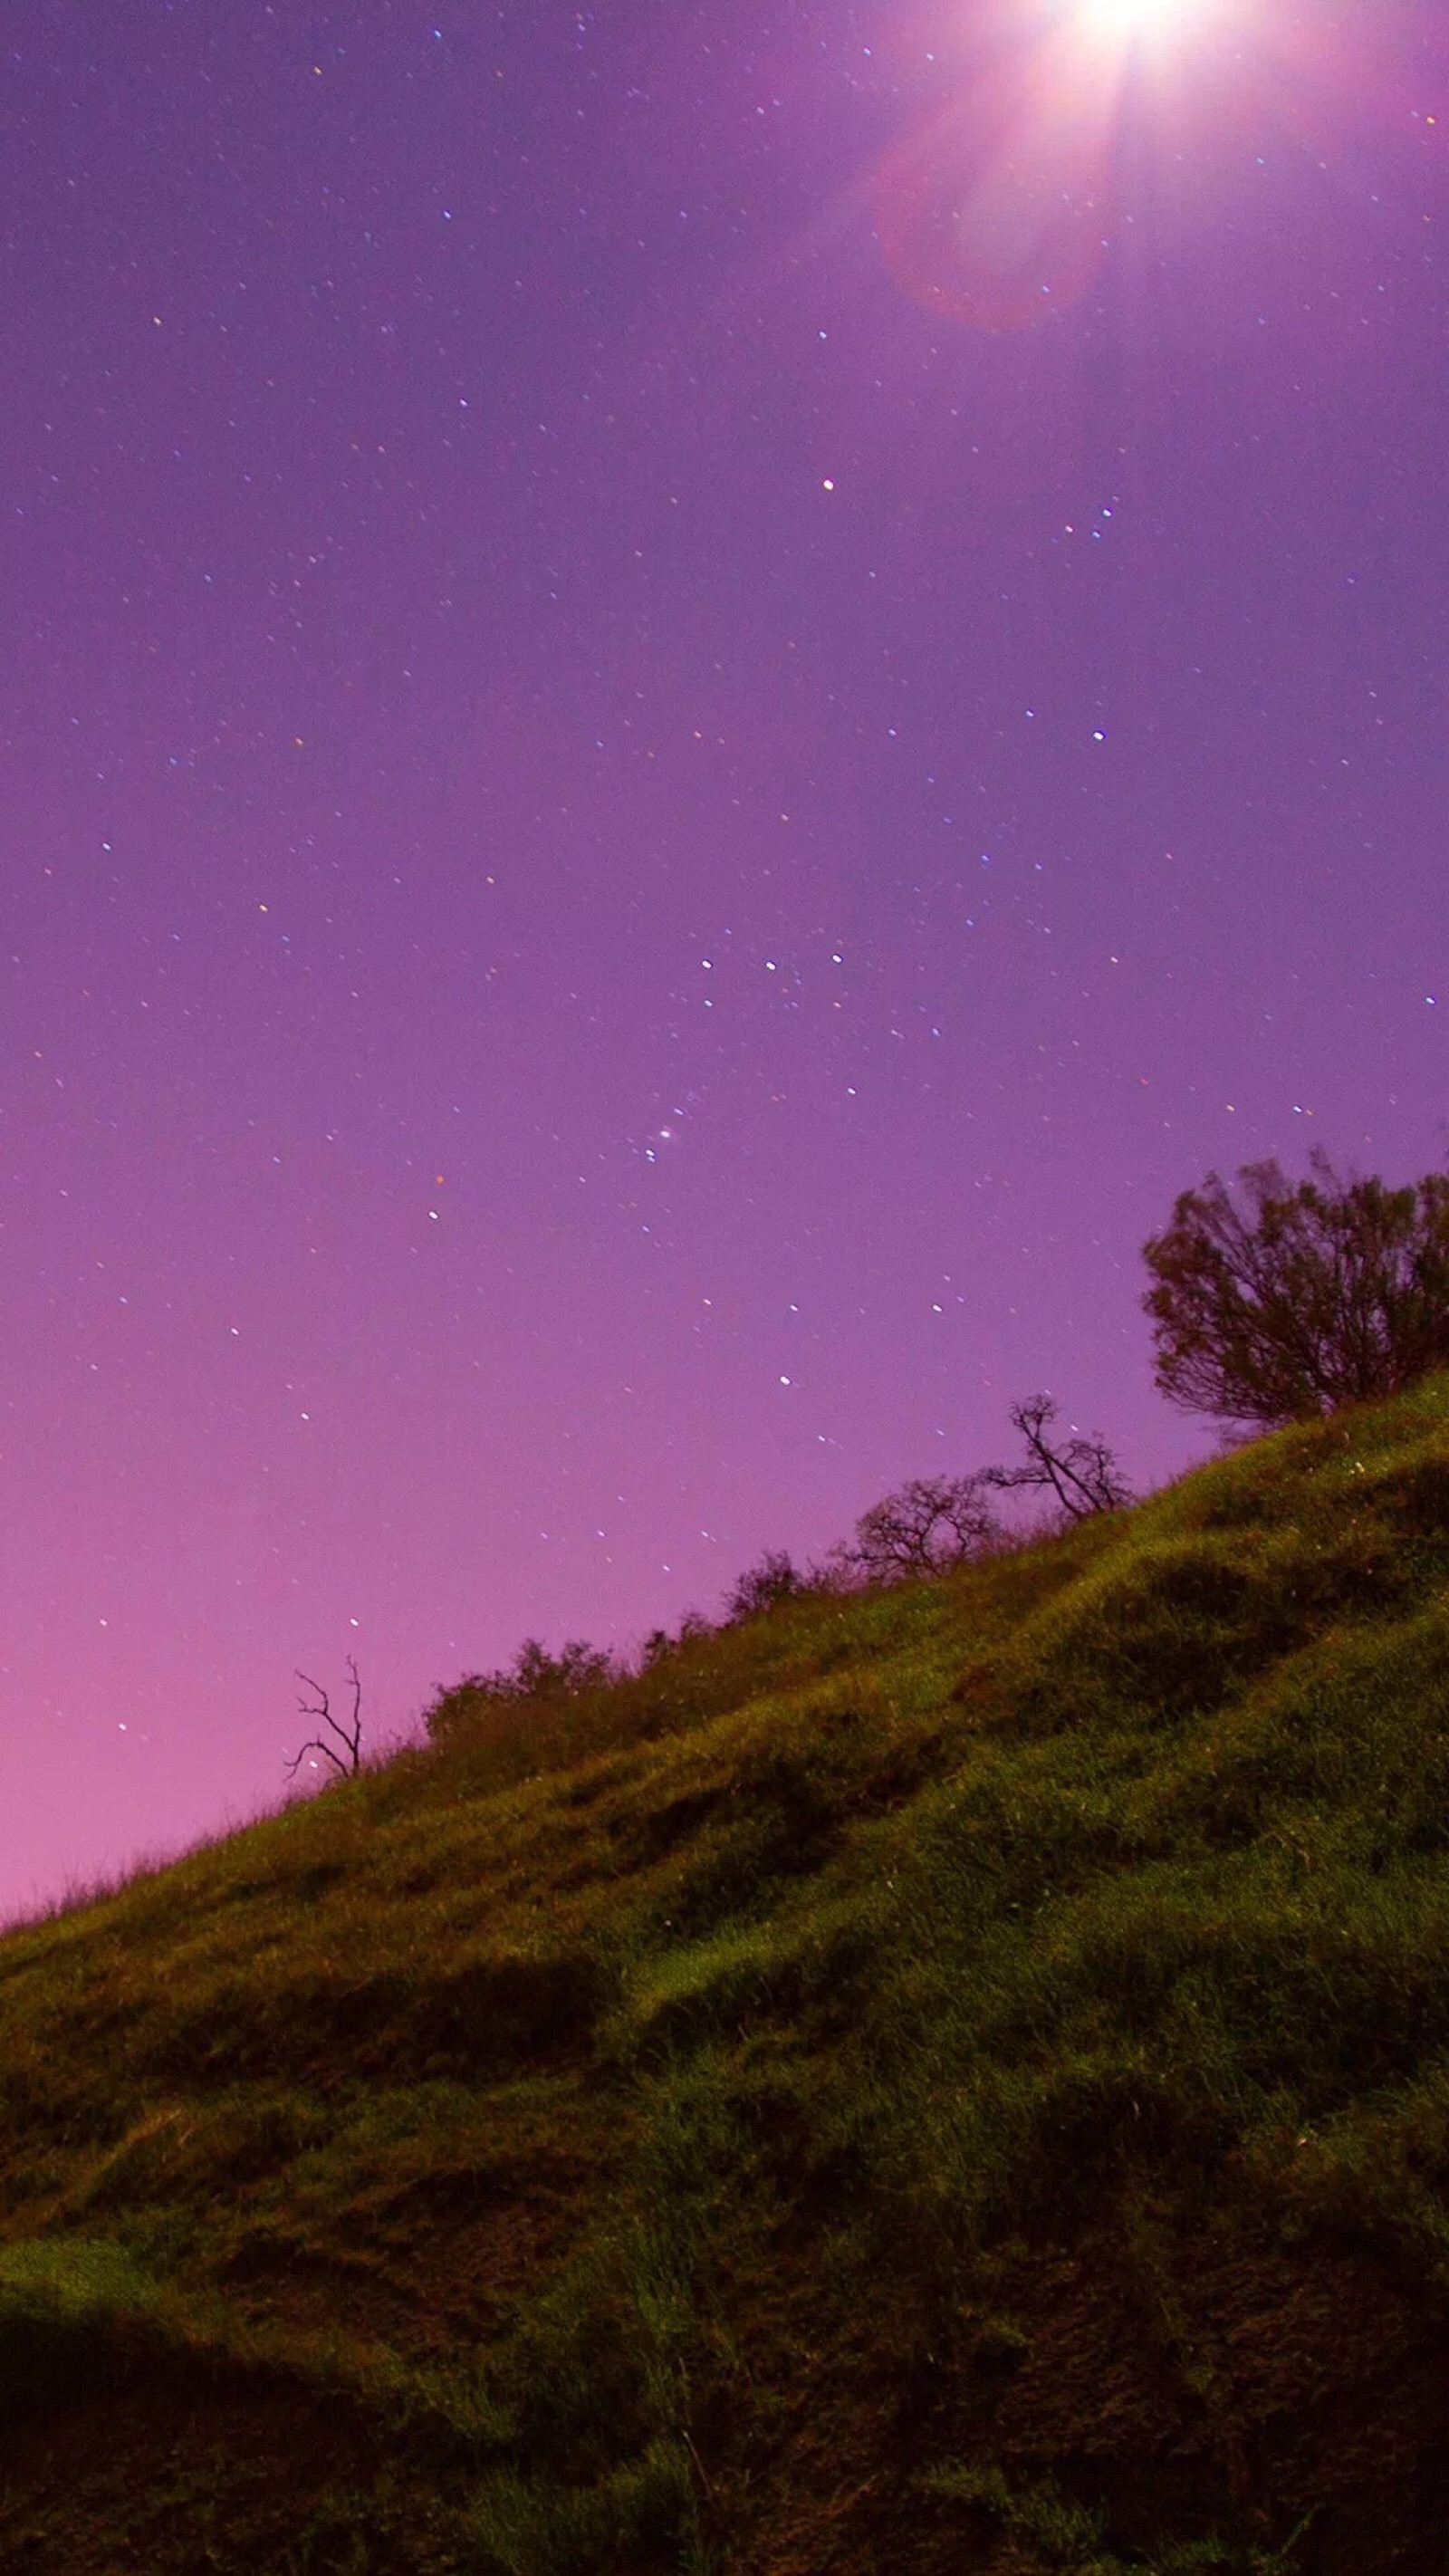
left=2, top=0, right=1444, bottom=1918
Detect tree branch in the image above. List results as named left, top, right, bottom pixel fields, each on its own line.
left=284, top=1657, right=364, bottom=1781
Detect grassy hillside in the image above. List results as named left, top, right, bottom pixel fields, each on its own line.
left=5, top=1384, right=1449, bottom=2573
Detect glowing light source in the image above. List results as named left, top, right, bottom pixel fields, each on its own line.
left=1075, top=0, right=1202, bottom=43
left=875, top=0, right=1228, bottom=330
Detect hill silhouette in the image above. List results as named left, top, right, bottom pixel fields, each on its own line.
left=5, top=1381, right=1449, bottom=2571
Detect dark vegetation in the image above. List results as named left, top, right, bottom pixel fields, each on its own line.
left=830, top=1391, right=1128, bottom=1585
left=5, top=1375, right=1449, bottom=2570
left=434, top=1387, right=1127, bottom=1738
left=1144, top=1153, right=1449, bottom=1427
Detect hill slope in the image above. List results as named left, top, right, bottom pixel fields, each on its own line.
left=5, top=1385, right=1449, bottom=2572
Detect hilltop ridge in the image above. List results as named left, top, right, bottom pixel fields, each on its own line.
left=5, top=1382, right=1449, bottom=2571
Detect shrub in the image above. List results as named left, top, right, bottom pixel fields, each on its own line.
left=1143, top=1153, right=1449, bottom=1427
left=723, top=1550, right=806, bottom=1622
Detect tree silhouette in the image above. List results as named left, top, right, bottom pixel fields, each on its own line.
left=839, top=1474, right=1004, bottom=1583
left=724, top=1550, right=805, bottom=1622
left=285, top=1657, right=364, bottom=1781
left=987, top=1394, right=1132, bottom=1521
left=1143, top=1153, right=1449, bottom=1427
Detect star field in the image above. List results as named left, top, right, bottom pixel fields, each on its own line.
left=1, top=0, right=1444, bottom=1911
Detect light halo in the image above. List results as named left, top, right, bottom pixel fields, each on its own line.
left=1074, top=0, right=1202, bottom=45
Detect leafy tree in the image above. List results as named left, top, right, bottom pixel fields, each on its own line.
left=986, top=1394, right=1133, bottom=1523
left=838, top=1474, right=1004, bottom=1584
left=724, top=1549, right=805, bottom=1622
left=1143, top=1152, right=1449, bottom=1427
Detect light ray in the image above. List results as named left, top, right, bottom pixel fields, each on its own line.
left=1075, top=0, right=1204, bottom=44
left=873, top=0, right=1235, bottom=327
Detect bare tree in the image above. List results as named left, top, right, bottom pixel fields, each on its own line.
left=285, top=1657, right=365, bottom=1782
left=986, top=1394, right=1133, bottom=1523
left=839, top=1474, right=1005, bottom=1584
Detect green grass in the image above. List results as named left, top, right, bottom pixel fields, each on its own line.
left=5, top=1381, right=1449, bottom=2568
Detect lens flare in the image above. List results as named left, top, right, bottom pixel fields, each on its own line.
left=872, top=0, right=1230, bottom=330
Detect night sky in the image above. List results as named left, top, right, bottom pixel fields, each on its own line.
left=3, top=0, right=1444, bottom=1917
